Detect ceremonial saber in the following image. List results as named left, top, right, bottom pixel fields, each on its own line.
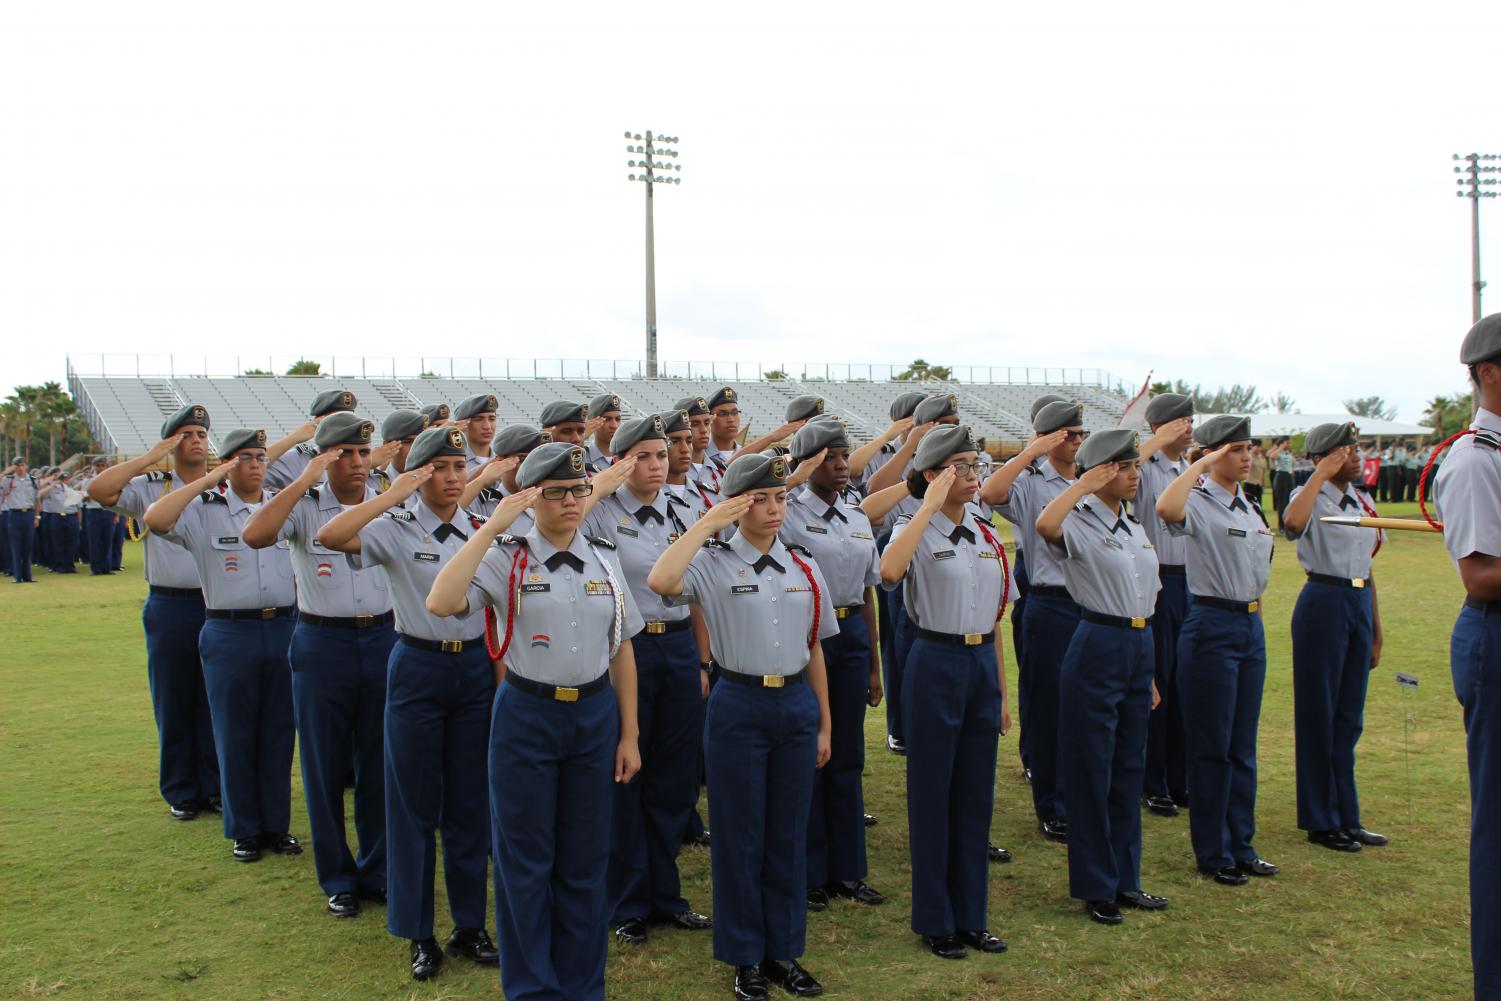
left=1319, top=515, right=1442, bottom=533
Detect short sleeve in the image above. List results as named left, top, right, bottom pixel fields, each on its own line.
left=160, top=497, right=206, bottom=547
left=1163, top=491, right=1200, bottom=537
left=664, top=548, right=711, bottom=607
left=880, top=517, right=915, bottom=592
left=113, top=478, right=149, bottom=519
left=1057, top=514, right=1086, bottom=560
left=862, top=543, right=881, bottom=590
left=813, top=561, right=840, bottom=641
left=469, top=545, right=515, bottom=620
left=356, top=514, right=400, bottom=568
left=1441, top=455, right=1501, bottom=561
left=1282, top=486, right=1308, bottom=541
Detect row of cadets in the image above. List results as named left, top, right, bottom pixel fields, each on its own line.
left=1034, top=429, right=1169, bottom=925
left=265, top=389, right=359, bottom=491
left=368, top=409, right=429, bottom=497
left=981, top=399, right=1087, bottom=845
left=878, top=424, right=1012, bottom=961
left=463, top=424, right=546, bottom=528
left=455, top=394, right=500, bottom=474
left=586, top=393, right=625, bottom=470
left=540, top=400, right=591, bottom=450
left=241, top=413, right=395, bottom=918
left=648, top=452, right=839, bottom=1001
left=675, top=394, right=726, bottom=499
left=142, top=428, right=301, bottom=863
left=781, top=419, right=888, bottom=910
left=87, top=406, right=221, bottom=821
left=1152, top=416, right=1280, bottom=886
left=314, top=426, right=500, bottom=981
left=662, top=405, right=723, bottom=515
left=426, top=441, right=644, bottom=1001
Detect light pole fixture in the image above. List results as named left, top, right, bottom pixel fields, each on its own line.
left=1455, top=153, right=1500, bottom=322
left=627, top=131, right=682, bottom=379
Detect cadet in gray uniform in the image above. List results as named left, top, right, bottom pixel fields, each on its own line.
left=454, top=394, right=500, bottom=476
left=649, top=452, right=838, bottom=1001
left=586, top=393, right=624, bottom=470
left=663, top=407, right=720, bottom=518
left=462, top=424, right=543, bottom=525
left=1281, top=421, right=1387, bottom=853
left=144, top=429, right=301, bottom=864
left=1036, top=428, right=1168, bottom=926
left=677, top=395, right=722, bottom=490
left=427, top=441, right=643, bottom=1001
left=267, top=389, right=358, bottom=490
left=1154, top=415, right=1279, bottom=887
left=541, top=400, right=591, bottom=447
left=420, top=403, right=450, bottom=427
left=862, top=391, right=928, bottom=487
left=369, top=409, right=429, bottom=498
left=0, top=457, right=39, bottom=582
left=315, top=425, right=500, bottom=981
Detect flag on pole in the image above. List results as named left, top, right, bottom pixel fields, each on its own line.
left=1117, top=372, right=1153, bottom=428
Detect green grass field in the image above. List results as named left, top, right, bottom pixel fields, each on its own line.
left=0, top=502, right=1477, bottom=1000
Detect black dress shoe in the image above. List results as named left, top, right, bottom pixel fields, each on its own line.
left=1308, top=828, right=1362, bottom=852
left=1170, top=790, right=1190, bottom=809
left=1143, top=795, right=1180, bottom=817
left=863, top=812, right=878, bottom=827
left=170, top=801, right=200, bottom=821
left=987, top=843, right=1012, bottom=863
left=1200, top=866, right=1248, bottom=886
left=1344, top=826, right=1389, bottom=847
left=734, top=964, right=770, bottom=1001
left=924, top=934, right=967, bottom=959
left=1038, top=819, right=1068, bottom=843
left=445, top=927, right=499, bottom=963
left=826, top=880, right=884, bottom=905
left=614, top=917, right=648, bottom=944
left=887, top=735, right=907, bottom=755
left=956, top=929, right=1007, bottom=953
left=806, top=887, right=829, bottom=912
left=659, top=909, right=713, bottom=930
left=687, top=829, right=712, bottom=848
left=759, top=959, right=822, bottom=997
left=1117, top=890, right=1169, bottom=911
left=410, top=937, right=442, bottom=980
left=203, top=796, right=223, bottom=814
left=359, top=885, right=387, bottom=905
left=260, top=832, right=303, bottom=855
left=1237, top=857, right=1279, bottom=878
left=327, top=892, right=359, bottom=918
left=232, top=837, right=262, bottom=863
left=1087, top=900, right=1123, bottom=925
left=1023, top=767, right=1033, bottom=784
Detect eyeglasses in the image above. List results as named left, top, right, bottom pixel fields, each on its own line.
left=942, top=462, right=982, bottom=476
left=539, top=483, right=594, bottom=500
left=1064, top=430, right=1091, bottom=442
left=714, top=409, right=741, bottom=418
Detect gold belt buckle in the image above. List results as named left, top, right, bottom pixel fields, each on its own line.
left=440, top=639, right=463, bottom=653
left=1130, top=616, right=1146, bottom=629
left=762, top=675, right=785, bottom=688
left=1352, top=578, right=1366, bottom=589
left=354, top=614, right=373, bottom=627
left=645, top=621, right=666, bottom=634
left=1247, top=600, right=1260, bottom=613
left=963, top=632, right=983, bottom=646
left=554, top=686, right=579, bottom=702
left=260, top=607, right=276, bottom=620
left=835, top=607, right=850, bottom=619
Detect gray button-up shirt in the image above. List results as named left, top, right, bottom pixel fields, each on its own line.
left=665, top=534, right=838, bottom=676
left=468, top=527, right=643, bottom=686
left=266, top=444, right=315, bottom=491
left=163, top=490, right=297, bottom=610
left=353, top=498, right=489, bottom=641
left=278, top=485, right=394, bottom=618
left=585, top=441, right=612, bottom=473
left=1163, top=479, right=1274, bottom=601
left=465, top=448, right=495, bottom=477
left=781, top=487, right=880, bottom=608
left=113, top=472, right=202, bottom=589
left=583, top=488, right=694, bottom=624
left=40, top=483, right=69, bottom=514
left=997, top=459, right=1075, bottom=588
left=1047, top=502, right=1161, bottom=619
left=1136, top=452, right=1189, bottom=567
left=1437, top=407, right=1501, bottom=568
left=883, top=505, right=1010, bottom=635
left=1285, top=481, right=1379, bottom=580
left=0, top=474, right=38, bottom=511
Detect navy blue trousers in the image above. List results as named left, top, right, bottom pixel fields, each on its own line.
left=1012, top=550, right=1030, bottom=769
left=1178, top=602, right=1266, bottom=871
left=1020, top=592, right=1079, bottom=821
left=45, top=512, right=80, bottom=572
left=705, top=678, right=819, bottom=965
left=289, top=620, right=392, bottom=897
left=807, top=613, right=872, bottom=887
left=36, top=512, right=54, bottom=569
left=903, top=637, right=1000, bottom=937
left=111, top=514, right=126, bottom=570
left=1450, top=604, right=1501, bottom=1000
left=4, top=509, right=35, bottom=582
left=492, top=677, right=618, bottom=1001
left=1292, top=581, right=1373, bottom=832
left=384, top=639, right=492, bottom=940
left=1144, top=571, right=1189, bottom=800
left=143, top=592, right=219, bottom=807
left=85, top=509, right=113, bottom=574
left=1059, top=621, right=1154, bottom=902
left=199, top=616, right=296, bottom=840
left=609, top=628, right=702, bottom=923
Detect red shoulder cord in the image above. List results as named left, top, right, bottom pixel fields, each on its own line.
left=784, top=548, right=822, bottom=651
left=487, top=545, right=528, bottom=661
left=1418, top=430, right=1473, bottom=532
left=469, top=513, right=506, bottom=661
left=973, top=516, right=1012, bottom=623
left=1353, top=490, right=1383, bottom=559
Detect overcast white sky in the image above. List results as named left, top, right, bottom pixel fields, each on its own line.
left=2, top=2, right=1498, bottom=421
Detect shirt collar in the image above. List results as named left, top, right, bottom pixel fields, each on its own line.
left=318, top=482, right=377, bottom=510
left=730, top=531, right=787, bottom=566
left=1040, top=458, right=1075, bottom=484
left=619, top=488, right=666, bottom=518
left=1318, top=479, right=1353, bottom=505
left=1201, top=477, right=1244, bottom=507
left=414, top=497, right=469, bottom=534
left=224, top=488, right=262, bottom=515
left=796, top=487, right=840, bottom=520
left=1475, top=408, right=1501, bottom=435
left=523, top=525, right=590, bottom=566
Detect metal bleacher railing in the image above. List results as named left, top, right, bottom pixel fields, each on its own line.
left=67, top=355, right=1133, bottom=458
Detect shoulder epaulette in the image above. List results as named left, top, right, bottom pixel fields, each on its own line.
left=666, top=492, right=690, bottom=507
left=305, top=487, right=320, bottom=501
left=785, top=542, right=812, bottom=557
left=1476, top=429, right=1501, bottom=451
left=492, top=533, right=522, bottom=547
left=703, top=538, right=731, bottom=550
left=588, top=535, right=617, bottom=550
left=386, top=509, right=416, bottom=522
left=1022, top=464, right=1041, bottom=476
left=146, top=470, right=170, bottom=483
left=1192, top=485, right=1211, bottom=496
left=296, top=443, right=317, bottom=458
left=880, top=442, right=896, bottom=453
left=201, top=490, right=227, bottom=504
left=1126, top=511, right=1142, bottom=524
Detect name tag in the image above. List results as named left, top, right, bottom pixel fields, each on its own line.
left=217, top=536, right=239, bottom=545
left=413, top=552, right=439, bottom=562
left=1103, top=538, right=1124, bottom=551
left=731, top=584, right=759, bottom=594
left=617, top=526, right=639, bottom=538
left=520, top=583, right=550, bottom=594
left=852, top=532, right=874, bottom=540
left=1228, top=529, right=1247, bottom=538
left=932, top=550, right=956, bottom=561
left=584, top=580, right=612, bottom=596
left=805, top=524, right=828, bottom=535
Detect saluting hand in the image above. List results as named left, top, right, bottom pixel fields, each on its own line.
left=369, top=439, right=401, bottom=469
left=786, top=449, right=825, bottom=488
left=209, top=456, right=242, bottom=482
left=299, top=448, right=343, bottom=484
left=473, top=455, right=519, bottom=487
left=918, top=466, right=957, bottom=514
left=388, top=466, right=434, bottom=500
left=701, top=493, right=753, bottom=533
left=1193, top=443, right=1235, bottom=471
left=146, top=433, right=186, bottom=462
left=591, top=454, right=637, bottom=496
left=1312, top=446, right=1351, bottom=482
left=488, top=486, right=540, bottom=533
left=290, top=418, right=320, bottom=443
left=884, top=417, right=914, bottom=441
left=908, top=420, right=938, bottom=447
left=1077, top=462, right=1118, bottom=494
left=1146, top=417, right=1192, bottom=452
left=584, top=415, right=606, bottom=440
left=1026, top=429, right=1068, bottom=459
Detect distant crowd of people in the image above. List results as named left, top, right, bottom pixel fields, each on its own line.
left=0, top=458, right=126, bottom=583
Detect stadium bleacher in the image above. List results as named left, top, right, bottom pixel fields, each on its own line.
left=67, top=362, right=1131, bottom=458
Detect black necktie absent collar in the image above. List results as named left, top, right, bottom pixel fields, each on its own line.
left=751, top=554, right=785, bottom=575
left=1340, top=494, right=1359, bottom=511
left=1229, top=496, right=1247, bottom=513
left=544, top=550, right=586, bottom=573
left=948, top=524, right=976, bottom=545
left=635, top=505, right=665, bottom=525
left=432, top=523, right=467, bottom=544
left=822, top=503, right=848, bottom=523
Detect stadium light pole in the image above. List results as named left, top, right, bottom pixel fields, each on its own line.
left=627, top=130, right=682, bottom=379
left=1455, top=153, right=1500, bottom=323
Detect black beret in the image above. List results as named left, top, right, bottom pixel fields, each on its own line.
left=1033, top=401, right=1083, bottom=434
left=791, top=420, right=850, bottom=460
left=314, top=413, right=375, bottom=450
left=1029, top=394, right=1067, bottom=422
left=1304, top=421, right=1358, bottom=457
left=1194, top=415, right=1253, bottom=448
left=162, top=404, right=210, bottom=438
left=1460, top=313, right=1501, bottom=364
left=381, top=410, right=428, bottom=441
left=707, top=386, right=738, bottom=410
left=493, top=424, right=546, bottom=457
left=610, top=415, right=668, bottom=455
left=785, top=396, right=825, bottom=422
left=406, top=426, right=468, bottom=468
left=540, top=401, right=588, bottom=427
left=1076, top=429, right=1140, bottom=472
left=420, top=403, right=450, bottom=424
left=310, top=389, right=357, bottom=417
left=588, top=393, right=623, bottom=419
left=676, top=395, right=710, bottom=418
left=914, top=393, right=958, bottom=424
left=518, top=442, right=589, bottom=488
left=889, top=392, right=927, bottom=421
left=720, top=452, right=790, bottom=497
left=1144, top=393, right=1194, bottom=425
left=659, top=409, right=691, bottom=435
left=455, top=394, right=498, bottom=420
left=913, top=424, right=980, bottom=471
left=220, top=428, right=267, bottom=457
